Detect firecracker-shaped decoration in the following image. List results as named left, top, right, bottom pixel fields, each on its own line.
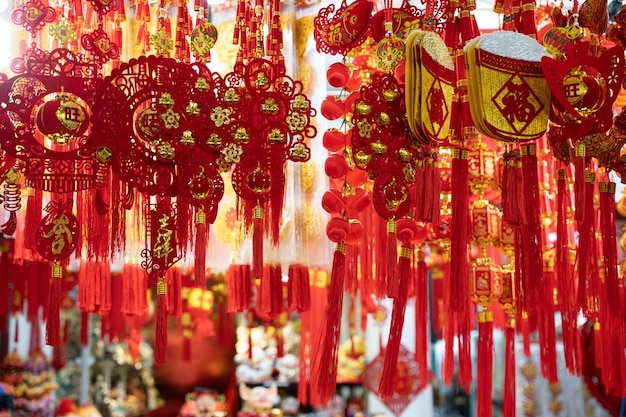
left=465, top=31, right=552, bottom=142
left=35, top=199, right=80, bottom=347
left=11, top=0, right=56, bottom=37
left=142, top=198, right=180, bottom=365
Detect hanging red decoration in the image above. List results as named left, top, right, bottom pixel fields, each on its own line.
left=11, top=0, right=56, bottom=37
left=81, top=26, right=121, bottom=65
left=313, top=0, right=373, bottom=56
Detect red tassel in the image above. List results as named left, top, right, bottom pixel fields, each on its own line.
left=379, top=245, right=412, bottom=398
left=271, top=264, right=284, bottom=317
left=476, top=311, right=494, bottom=417
left=449, top=148, right=472, bottom=391
left=81, top=311, right=89, bottom=346
left=415, top=251, right=429, bottom=390
left=252, top=205, right=264, bottom=280
left=375, top=215, right=388, bottom=298
left=46, top=263, right=63, bottom=346
left=386, top=219, right=398, bottom=298
left=155, top=278, right=168, bottom=365
left=194, top=209, right=208, bottom=287
left=578, top=171, right=595, bottom=316
left=227, top=264, right=252, bottom=313
left=288, top=264, right=311, bottom=312
left=503, top=320, right=516, bottom=417
left=313, top=242, right=346, bottom=403
left=258, top=264, right=272, bottom=317
left=600, top=181, right=620, bottom=313
left=521, top=310, right=531, bottom=357
left=422, top=155, right=434, bottom=222
left=414, top=159, right=425, bottom=221
left=574, top=143, right=586, bottom=222
left=430, top=157, right=441, bottom=225
left=24, top=188, right=42, bottom=250
left=556, top=169, right=578, bottom=374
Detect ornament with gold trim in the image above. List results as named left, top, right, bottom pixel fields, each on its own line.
left=470, top=198, right=502, bottom=249
left=34, top=91, right=90, bottom=146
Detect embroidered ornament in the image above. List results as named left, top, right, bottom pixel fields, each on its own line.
left=370, top=1, right=423, bottom=41
left=36, top=200, right=79, bottom=261
left=313, top=0, right=373, bottom=56
left=465, top=31, right=552, bottom=142
left=11, top=0, right=56, bottom=37
left=376, top=35, right=405, bottom=73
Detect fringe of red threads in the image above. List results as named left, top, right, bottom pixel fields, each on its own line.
left=194, top=209, right=208, bottom=287
left=288, top=264, right=311, bottom=312
left=375, top=215, right=388, bottom=298
left=386, top=219, right=398, bottom=298
left=578, top=171, right=595, bottom=317
left=574, top=143, right=586, bottom=222
left=46, top=263, right=63, bottom=346
left=24, top=188, right=42, bottom=250
left=226, top=264, right=252, bottom=313
left=312, top=242, right=346, bottom=403
left=252, top=204, right=264, bottom=281
left=449, top=148, right=472, bottom=391
left=415, top=251, right=429, bottom=390
left=155, top=278, right=168, bottom=365
left=476, top=311, right=494, bottom=417
left=503, top=320, right=516, bottom=417
left=379, top=245, right=412, bottom=398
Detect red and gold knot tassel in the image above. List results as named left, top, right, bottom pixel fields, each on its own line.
left=46, top=262, right=63, bottom=346
left=155, top=278, right=168, bottom=365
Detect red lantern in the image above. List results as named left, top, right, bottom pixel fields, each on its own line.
left=471, top=255, right=503, bottom=306
left=469, top=199, right=502, bottom=249
left=34, top=93, right=90, bottom=146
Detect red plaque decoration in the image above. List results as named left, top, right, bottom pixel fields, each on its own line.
left=362, top=344, right=423, bottom=416
left=142, top=198, right=181, bottom=365
left=35, top=199, right=80, bottom=347
left=11, top=0, right=56, bottom=37
left=313, top=0, right=373, bottom=56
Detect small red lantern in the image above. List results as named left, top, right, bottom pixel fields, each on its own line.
left=468, top=138, right=497, bottom=194
left=471, top=254, right=503, bottom=307
left=34, top=92, right=90, bottom=146
left=470, top=199, right=502, bottom=249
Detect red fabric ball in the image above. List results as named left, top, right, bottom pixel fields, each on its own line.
left=321, top=189, right=345, bottom=214
left=327, top=62, right=351, bottom=88
left=326, top=217, right=350, bottom=242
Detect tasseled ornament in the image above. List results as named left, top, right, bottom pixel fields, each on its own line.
left=599, top=181, right=620, bottom=313
left=503, top=318, right=516, bottom=417
left=226, top=264, right=252, bottom=313
left=288, top=264, right=310, bottom=312
left=46, top=263, right=63, bottom=346
left=502, top=151, right=527, bottom=227
left=0, top=172, right=20, bottom=235
left=194, top=209, right=208, bottom=287
left=24, top=188, right=42, bottom=250
left=313, top=242, right=347, bottom=403
left=476, top=311, right=494, bottom=417
left=574, top=143, right=586, bottom=222
left=386, top=219, right=398, bottom=298
left=415, top=250, right=429, bottom=390
left=252, top=204, right=264, bottom=280
left=155, top=278, right=168, bottom=365
left=556, top=169, right=579, bottom=374
left=449, top=148, right=472, bottom=391
left=378, top=245, right=412, bottom=398
left=577, top=171, right=595, bottom=317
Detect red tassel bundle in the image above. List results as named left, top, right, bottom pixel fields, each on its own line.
left=288, top=264, right=311, bottom=312
left=46, top=263, right=63, bottom=346
left=312, top=242, right=346, bottom=403
left=574, top=143, right=586, bottom=222
left=503, top=319, right=516, bottom=417
left=476, top=311, right=494, bottom=417
left=578, top=171, right=595, bottom=317
left=24, top=188, right=42, bottom=250
left=226, top=264, right=252, bottom=313
left=415, top=251, right=429, bottom=390
left=194, top=209, right=208, bottom=287
left=449, top=148, right=472, bottom=391
left=155, top=278, right=168, bottom=365
left=378, top=245, right=412, bottom=398
left=386, top=219, right=398, bottom=298
left=252, top=204, right=264, bottom=280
